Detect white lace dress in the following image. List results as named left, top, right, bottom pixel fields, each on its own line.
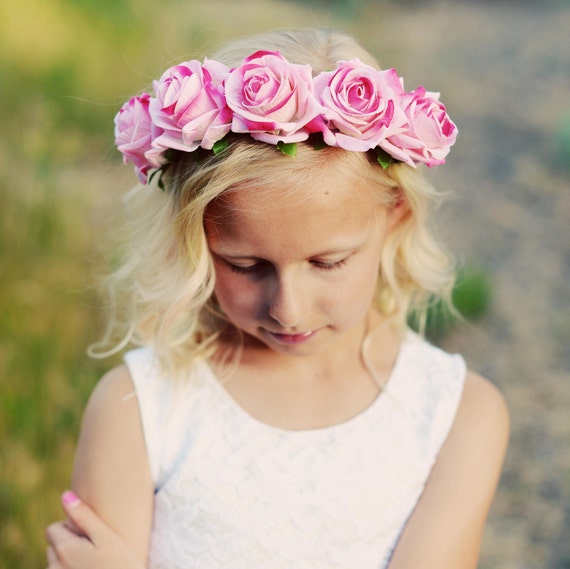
left=125, top=334, right=465, bottom=569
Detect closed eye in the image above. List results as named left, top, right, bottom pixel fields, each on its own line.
left=222, top=257, right=349, bottom=274
left=226, top=261, right=269, bottom=275
left=311, top=258, right=348, bottom=271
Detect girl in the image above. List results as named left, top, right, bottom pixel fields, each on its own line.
left=45, top=28, right=509, bottom=569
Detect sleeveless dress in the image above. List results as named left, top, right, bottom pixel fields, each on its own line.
left=125, top=333, right=466, bottom=569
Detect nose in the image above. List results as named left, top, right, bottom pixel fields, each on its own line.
left=268, top=272, right=305, bottom=329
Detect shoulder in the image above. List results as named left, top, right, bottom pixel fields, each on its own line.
left=78, top=364, right=142, bottom=443
left=387, top=371, right=509, bottom=568
left=401, top=336, right=505, bottom=432
left=400, top=333, right=466, bottom=381
left=434, top=369, right=509, bottom=495
left=75, top=361, right=149, bottom=465
left=454, top=370, right=510, bottom=454
left=74, top=363, right=152, bottom=489
left=85, top=363, right=137, bottom=410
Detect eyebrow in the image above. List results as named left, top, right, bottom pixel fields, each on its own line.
left=210, top=240, right=367, bottom=260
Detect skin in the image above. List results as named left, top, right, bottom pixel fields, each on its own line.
left=45, top=161, right=509, bottom=568
left=202, top=173, right=405, bottom=430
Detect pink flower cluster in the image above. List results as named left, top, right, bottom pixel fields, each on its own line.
left=114, top=50, right=457, bottom=184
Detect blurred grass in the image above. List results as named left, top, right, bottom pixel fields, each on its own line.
left=1, top=2, right=165, bottom=565
left=0, top=174, right=106, bottom=566
left=0, top=142, right=122, bottom=566
left=0, top=1, right=501, bottom=567
left=408, top=267, right=493, bottom=343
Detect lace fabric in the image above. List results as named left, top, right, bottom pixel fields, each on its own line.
left=125, top=335, right=465, bottom=569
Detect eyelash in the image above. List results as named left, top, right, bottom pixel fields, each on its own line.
left=227, top=258, right=348, bottom=275
left=311, top=258, right=348, bottom=271
left=228, top=263, right=263, bottom=275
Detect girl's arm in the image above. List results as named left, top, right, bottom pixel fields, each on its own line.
left=46, top=365, right=154, bottom=568
left=387, top=370, right=510, bottom=569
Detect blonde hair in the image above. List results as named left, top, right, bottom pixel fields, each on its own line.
left=91, top=29, right=455, bottom=373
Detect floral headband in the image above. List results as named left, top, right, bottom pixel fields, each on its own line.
left=114, top=50, right=458, bottom=184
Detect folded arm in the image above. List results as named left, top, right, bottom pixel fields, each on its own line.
left=46, top=365, right=154, bottom=569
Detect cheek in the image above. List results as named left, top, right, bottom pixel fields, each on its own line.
left=320, top=262, right=379, bottom=316
left=339, top=253, right=382, bottom=307
left=213, top=268, right=261, bottom=318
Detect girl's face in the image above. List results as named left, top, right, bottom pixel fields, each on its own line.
left=204, top=163, right=403, bottom=359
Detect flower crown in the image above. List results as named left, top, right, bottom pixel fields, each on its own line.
left=114, top=50, right=458, bottom=184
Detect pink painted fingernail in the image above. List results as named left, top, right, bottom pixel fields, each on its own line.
left=62, top=491, right=80, bottom=507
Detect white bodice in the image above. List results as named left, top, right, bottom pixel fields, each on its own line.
left=125, top=334, right=465, bottom=569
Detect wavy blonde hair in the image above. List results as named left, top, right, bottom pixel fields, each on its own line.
left=91, top=29, right=455, bottom=373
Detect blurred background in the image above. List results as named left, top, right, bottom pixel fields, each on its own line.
left=1, top=0, right=569, bottom=567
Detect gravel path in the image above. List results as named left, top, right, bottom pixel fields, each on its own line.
left=374, top=2, right=570, bottom=567
left=85, top=3, right=570, bottom=566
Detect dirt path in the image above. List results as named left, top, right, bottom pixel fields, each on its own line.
left=372, top=2, right=570, bottom=567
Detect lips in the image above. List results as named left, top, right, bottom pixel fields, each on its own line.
left=265, top=329, right=319, bottom=345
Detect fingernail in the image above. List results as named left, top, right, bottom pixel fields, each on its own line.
left=62, top=490, right=80, bottom=507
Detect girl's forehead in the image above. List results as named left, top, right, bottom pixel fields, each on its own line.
left=213, top=159, right=380, bottom=215
left=210, top=179, right=375, bottom=224
left=205, top=185, right=382, bottom=260
left=204, top=172, right=383, bottom=252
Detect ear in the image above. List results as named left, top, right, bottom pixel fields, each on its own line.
left=387, top=188, right=410, bottom=230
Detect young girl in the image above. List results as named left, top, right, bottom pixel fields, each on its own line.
left=45, top=28, right=509, bottom=569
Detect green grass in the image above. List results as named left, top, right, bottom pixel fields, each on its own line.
left=0, top=161, right=117, bottom=567
left=409, top=267, right=493, bottom=343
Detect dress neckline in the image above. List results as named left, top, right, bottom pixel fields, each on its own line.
left=200, top=336, right=410, bottom=436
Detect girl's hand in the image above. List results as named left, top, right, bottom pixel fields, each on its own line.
left=45, top=491, right=145, bottom=569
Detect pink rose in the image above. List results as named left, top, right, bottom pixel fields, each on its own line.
left=314, top=60, right=408, bottom=152
left=382, top=87, right=458, bottom=167
left=114, top=93, right=155, bottom=184
left=149, top=59, right=231, bottom=153
left=225, top=50, right=323, bottom=144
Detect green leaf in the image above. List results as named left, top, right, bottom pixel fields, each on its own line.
left=148, top=167, right=163, bottom=189
left=276, top=141, right=297, bottom=157
left=376, top=148, right=394, bottom=170
left=212, top=138, right=230, bottom=155
left=312, top=136, right=327, bottom=151
left=148, top=165, right=169, bottom=191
